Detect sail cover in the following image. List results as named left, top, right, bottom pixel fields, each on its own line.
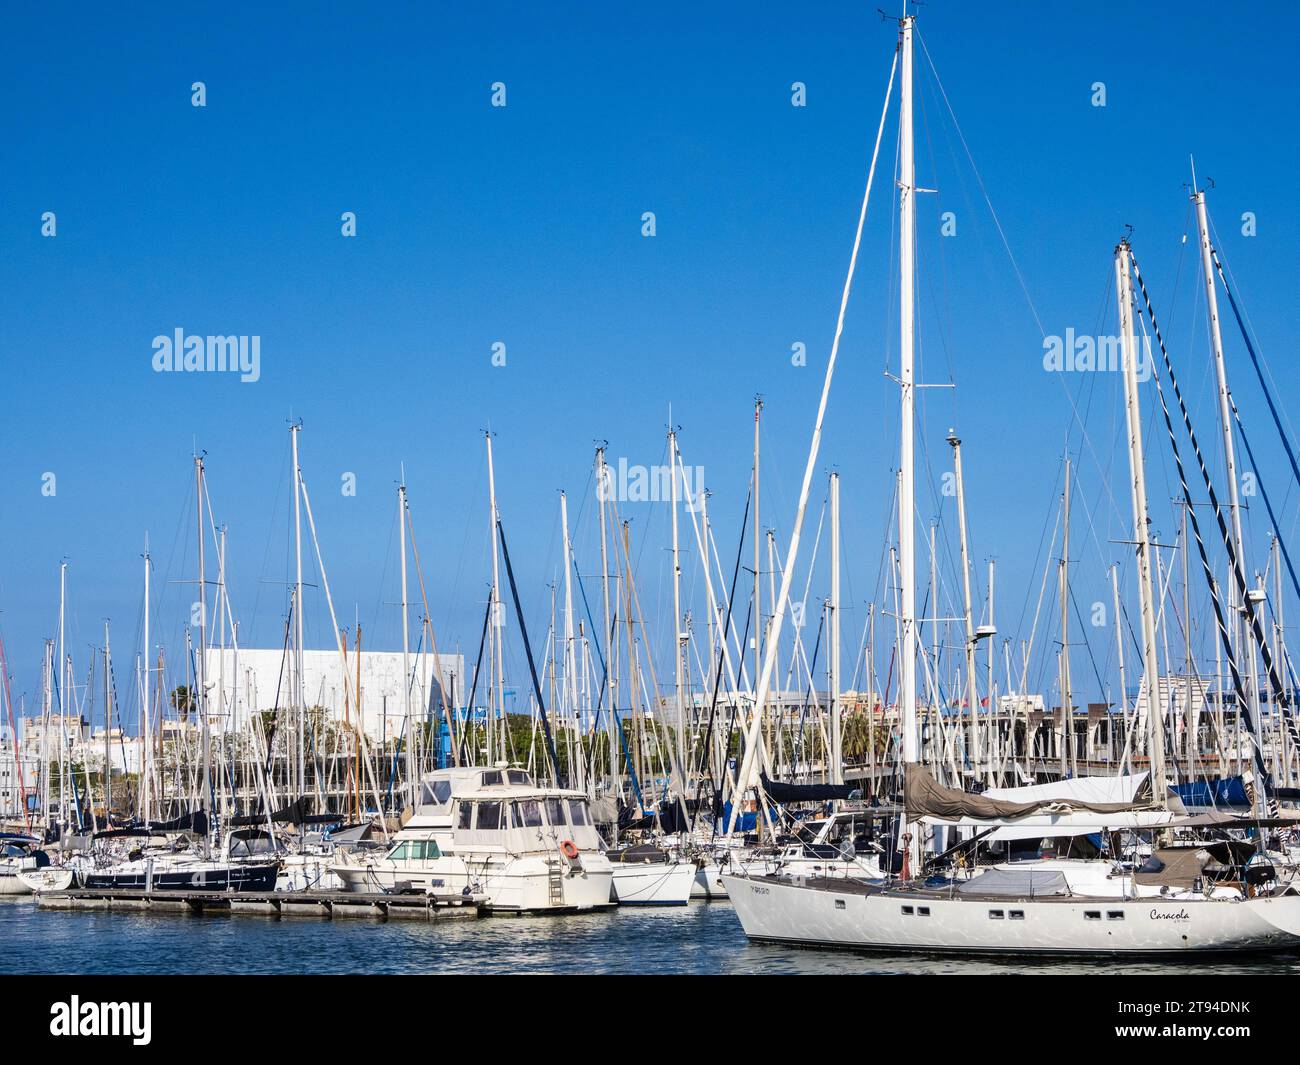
left=905, top=764, right=1154, bottom=824
left=1171, top=776, right=1249, bottom=809
left=760, top=774, right=856, bottom=803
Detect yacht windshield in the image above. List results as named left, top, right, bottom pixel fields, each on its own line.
left=420, top=779, right=453, bottom=806
left=476, top=801, right=503, bottom=830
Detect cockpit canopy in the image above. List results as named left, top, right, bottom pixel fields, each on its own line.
left=416, top=768, right=536, bottom=812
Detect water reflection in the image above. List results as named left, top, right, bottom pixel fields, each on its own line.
left=4, top=897, right=1298, bottom=976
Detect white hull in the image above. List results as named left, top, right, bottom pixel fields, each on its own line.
left=0, top=870, right=33, bottom=896
left=610, top=860, right=696, bottom=906
left=692, top=862, right=729, bottom=899
left=277, top=854, right=344, bottom=893
left=17, top=867, right=75, bottom=893
left=723, top=874, right=1300, bottom=955
left=334, top=854, right=613, bottom=912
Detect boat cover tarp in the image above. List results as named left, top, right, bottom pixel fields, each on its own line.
left=983, top=772, right=1153, bottom=807
left=146, top=810, right=209, bottom=835
left=760, top=774, right=856, bottom=803
left=1171, top=776, right=1249, bottom=809
left=955, top=868, right=1072, bottom=897
left=325, top=822, right=375, bottom=844
left=905, top=764, right=1155, bottom=824
left=1134, top=847, right=1211, bottom=890
left=979, top=810, right=1176, bottom=840
left=589, top=797, right=620, bottom=824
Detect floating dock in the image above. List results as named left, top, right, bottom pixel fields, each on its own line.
left=35, top=887, right=485, bottom=921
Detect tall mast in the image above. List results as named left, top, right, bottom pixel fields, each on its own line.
left=949, top=431, right=980, bottom=780
left=41, top=641, right=52, bottom=831
left=103, top=619, right=111, bottom=822
left=986, top=560, right=997, bottom=779
left=290, top=423, right=305, bottom=797
left=752, top=398, right=763, bottom=701
left=560, top=491, right=582, bottom=792
left=142, top=543, right=151, bottom=822
left=1192, top=183, right=1261, bottom=777
left=829, top=471, right=842, bottom=783
left=485, top=433, right=505, bottom=766
left=399, top=480, right=413, bottom=784
left=596, top=447, right=617, bottom=796
left=898, top=12, right=921, bottom=872
left=57, top=562, right=66, bottom=830
left=668, top=427, right=686, bottom=779
left=1115, top=241, right=1167, bottom=801
left=195, top=455, right=211, bottom=823
left=1058, top=458, right=1074, bottom=776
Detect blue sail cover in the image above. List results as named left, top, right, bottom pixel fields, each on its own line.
left=1172, top=776, right=1249, bottom=809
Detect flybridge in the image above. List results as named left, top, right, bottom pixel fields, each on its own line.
left=151, top=327, right=261, bottom=382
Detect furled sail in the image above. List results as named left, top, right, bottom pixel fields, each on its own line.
left=760, top=774, right=857, bottom=803
left=904, top=764, right=1156, bottom=823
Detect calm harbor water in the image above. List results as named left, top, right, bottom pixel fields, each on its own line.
left=5, top=897, right=1300, bottom=975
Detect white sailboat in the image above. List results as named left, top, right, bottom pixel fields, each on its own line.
left=724, top=10, right=1300, bottom=955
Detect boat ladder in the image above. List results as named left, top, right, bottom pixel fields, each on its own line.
left=547, top=858, right=565, bottom=907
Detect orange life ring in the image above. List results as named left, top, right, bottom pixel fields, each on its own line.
left=560, top=839, right=580, bottom=860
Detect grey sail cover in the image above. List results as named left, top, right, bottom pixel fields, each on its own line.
left=956, top=868, right=1072, bottom=897
left=904, top=764, right=1153, bottom=822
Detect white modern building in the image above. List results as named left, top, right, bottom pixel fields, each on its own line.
left=203, top=648, right=463, bottom=742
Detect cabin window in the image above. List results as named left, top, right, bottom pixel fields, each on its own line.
left=1107, top=911, right=1125, bottom=921
left=989, top=910, right=1005, bottom=920
left=834, top=899, right=846, bottom=910
left=1084, top=911, right=1102, bottom=921
left=515, top=800, right=543, bottom=828
left=917, top=907, right=930, bottom=916
left=507, top=770, right=531, bottom=786
left=476, top=801, right=503, bottom=831
left=901, top=905, right=914, bottom=915
left=1009, top=910, right=1025, bottom=920
left=481, top=770, right=503, bottom=787
left=388, top=842, right=410, bottom=861
left=568, top=800, right=589, bottom=827
left=420, top=780, right=452, bottom=806
left=545, top=798, right=567, bottom=827
left=456, top=803, right=473, bottom=830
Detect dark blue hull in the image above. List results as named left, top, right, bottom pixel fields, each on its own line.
left=83, top=862, right=279, bottom=892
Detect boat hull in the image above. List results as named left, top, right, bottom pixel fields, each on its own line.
left=0, top=870, right=33, bottom=896
left=16, top=867, right=76, bottom=892
left=692, top=862, right=730, bottom=899
left=331, top=854, right=614, bottom=912
left=82, top=862, right=279, bottom=893
left=610, top=860, right=696, bottom=906
left=723, top=874, right=1300, bottom=955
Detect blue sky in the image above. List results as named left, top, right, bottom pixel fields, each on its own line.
left=2, top=2, right=1298, bottom=723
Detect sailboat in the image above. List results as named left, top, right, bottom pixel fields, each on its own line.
left=723, top=10, right=1300, bottom=954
